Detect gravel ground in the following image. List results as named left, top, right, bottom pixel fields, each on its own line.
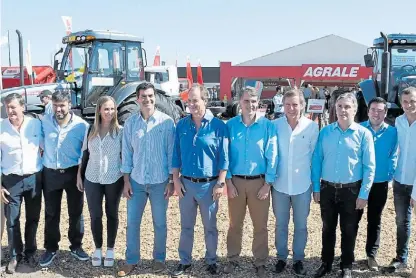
left=1, top=187, right=415, bottom=278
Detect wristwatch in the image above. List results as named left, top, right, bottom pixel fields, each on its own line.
left=216, top=181, right=225, bottom=188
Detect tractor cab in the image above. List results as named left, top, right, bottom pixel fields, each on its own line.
left=56, top=30, right=145, bottom=115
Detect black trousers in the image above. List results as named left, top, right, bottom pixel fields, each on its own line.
left=2, top=172, right=42, bottom=258
left=356, top=181, right=388, bottom=258
left=320, top=183, right=360, bottom=269
left=43, top=167, right=84, bottom=252
left=84, top=178, right=123, bottom=249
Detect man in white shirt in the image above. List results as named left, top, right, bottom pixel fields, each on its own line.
left=272, top=86, right=284, bottom=119
left=272, top=89, right=319, bottom=276
left=0, top=93, right=43, bottom=274
left=389, top=86, right=416, bottom=272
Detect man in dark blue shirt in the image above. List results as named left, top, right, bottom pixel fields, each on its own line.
left=171, top=84, right=229, bottom=277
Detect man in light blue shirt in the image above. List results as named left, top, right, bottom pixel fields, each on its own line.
left=38, top=90, right=53, bottom=115
left=118, top=82, right=175, bottom=276
left=312, top=93, right=375, bottom=278
left=171, top=84, right=229, bottom=277
left=356, top=97, right=398, bottom=271
left=223, top=87, right=277, bottom=278
left=40, top=90, right=89, bottom=267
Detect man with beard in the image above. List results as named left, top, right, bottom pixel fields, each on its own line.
left=171, top=84, right=229, bottom=277
left=223, top=87, right=277, bottom=278
left=312, top=93, right=375, bottom=278
left=1, top=93, right=43, bottom=273
left=39, top=90, right=89, bottom=267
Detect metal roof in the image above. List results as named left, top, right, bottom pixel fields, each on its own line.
left=237, top=34, right=369, bottom=67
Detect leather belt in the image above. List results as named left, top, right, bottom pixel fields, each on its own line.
left=321, top=180, right=361, bottom=189
left=182, top=176, right=218, bottom=183
left=47, top=166, right=77, bottom=174
left=234, top=174, right=265, bottom=180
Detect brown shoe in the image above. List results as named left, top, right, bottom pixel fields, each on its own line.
left=224, top=261, right=238, bottom=274
left=117, top=263, right=136, bottom=277
left=256, top=265, right=267, bottom=278
left=152, top=261, right=166, bottom=273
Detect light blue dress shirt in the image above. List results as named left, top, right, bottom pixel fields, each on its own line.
left=360, top=121, right=398, bottom=183
left=226, top=115, right=277, bottom=183
left=121, top=110, right=175, bottom=185
left=172, top=109, right=229, bottom=178
left=312, top=122, right=376, bottom=200
left=42, top=113, right=89, bottom=169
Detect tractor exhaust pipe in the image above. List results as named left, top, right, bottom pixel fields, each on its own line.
left=16, top=30, right=24, bottom=87
left=380, top=32, right=390, bottom=99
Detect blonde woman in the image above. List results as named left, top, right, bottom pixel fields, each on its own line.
left=77, top=96, right=124, bottom=267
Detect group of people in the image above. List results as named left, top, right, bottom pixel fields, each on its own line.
left=1, top=82, right=416, bottom=278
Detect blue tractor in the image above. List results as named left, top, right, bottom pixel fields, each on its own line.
left=358, top=32, right=416, bottom=125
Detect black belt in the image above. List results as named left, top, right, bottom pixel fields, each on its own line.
left=321, top=180, right=361, bottom=189
left=182, top=176, right=218, bottom=183
left=46, top=166, right=77, bottom=174
left=234, top=174, right=265, bottom=180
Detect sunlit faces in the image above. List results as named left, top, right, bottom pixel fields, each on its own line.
left=284, top=95, right=304, bottom=120
left=368, top=102, right=387, bottom=127
left=336, top=98, right=357, bottom=123
left=401, top=91, right=416, bottom=116
left=6, top=99, right=25, bottom=122
left=187, top=87, right=206, bottom=116
left=99, top=100, right=116, bottom=124
left=239, top=92, right=258, bottom=116
left=53, top=100, right=71, bottom=120
left=137, top=88, right=156, bottom=112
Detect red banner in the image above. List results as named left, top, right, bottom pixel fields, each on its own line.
left=301, top=64, right=370, bottom=80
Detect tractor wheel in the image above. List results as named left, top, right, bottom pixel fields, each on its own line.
left=117, top=96, right=139, bottom=125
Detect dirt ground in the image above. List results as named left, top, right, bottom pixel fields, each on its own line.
left=1, top=187, right=415, bottom=278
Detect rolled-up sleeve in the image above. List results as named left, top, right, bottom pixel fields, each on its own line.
left=121, top=120, right=133, bottom=174
left=265, top=121, right=278, bottom=183
left=359, top=130, right=376, bottom=200
left=218, top=123, right=229, bottom=171
left=311, top=130, right=324, bottom=193
left=172, top=121, right=182, bottom=169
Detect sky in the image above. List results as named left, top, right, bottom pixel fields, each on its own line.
left=0, top=0, right=414, bottom=68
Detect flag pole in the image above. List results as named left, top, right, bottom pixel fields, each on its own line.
left=8, top=30, right=11, bottom=66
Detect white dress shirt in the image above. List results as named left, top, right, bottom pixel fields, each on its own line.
left=0, top=116, right=44, bottom=176
left=273, top=94, right=284, bottom=113
left=273, top=116, right=319, bottom=195
left=85, top=129, right=123, bottom=184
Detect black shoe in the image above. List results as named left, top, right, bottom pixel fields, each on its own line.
left=341, top=268, right=352, bottom=278
left=293, top=261, right=307, bottom=277
left=207, top=263, right=218, bottom=275
left=275, top=260, right=286, bottom=273
left=314, top=263, right=332, bottom=278
left=70, top=247, right=89, bottom=261
left=24, top=254, right=37, bottom=268
left=39, top=251, right=57, bottom=267
left=256, top=265, right=267, bottom=278
left=172, top=264, right=192, bottom=277
left=385, top=258, right=407, bottom=273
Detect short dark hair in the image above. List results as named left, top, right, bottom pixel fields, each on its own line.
left=136, top=82, right=155, bottom=96
left=3, top=93, right=25, bottom=106
left=52, top=90, right=71, bottom=103
left=276, top=85, right=281, bottom=92
left=368, top=97, right=387, bottom=112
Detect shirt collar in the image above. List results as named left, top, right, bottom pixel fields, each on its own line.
left=53, top=111, right=74, bottom=127
left=237, top=113, right=260, bottom=125
left=202, top=109, right=214, bottom=122
left=333, top=121, right=359, bottom=132
left=138, top=110, right=159, bottom=123
left=365, top=120, right=388, bottom=132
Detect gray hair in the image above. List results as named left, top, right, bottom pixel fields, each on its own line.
left=401, top=86, right=416, bottom=96
left=282, top=89, right=306, bottom=107
left=336, top=92, right=358, bottom=109
left=238, top=86, right=259, bottom=100
left=3, top=93, right=25, bottom=106
left=189, top=84, right=209, bottom=101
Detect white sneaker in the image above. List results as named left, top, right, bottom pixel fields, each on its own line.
left=91, top=249, right=102, bottom=267
left=104, top=249, right=115, bottom=267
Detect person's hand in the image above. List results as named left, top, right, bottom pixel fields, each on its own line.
left=356, top=198, right=368, bottom=210
left=76, top=175, right=84, bottom=192
left=411, top=198, right=416, bottom=208
left=257, top=183, right=270, bottom=200
left=213, top=183, right=224, bottom=201
left=123, top=180, right=133, bottom=199
left=226, top=179, right=238, bottom=199
left=174, top=179, right=186, bottom=198
left=1, top=186, right=10, bottom=204
left=164, top=182, right=174, bottom=200
left=313, top=192, right=320, bottom=203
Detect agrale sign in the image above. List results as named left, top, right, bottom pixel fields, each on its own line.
left=302, top=64, right=361, bottom=79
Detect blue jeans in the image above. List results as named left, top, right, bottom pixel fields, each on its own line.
left=178, top=178, right=218, bottom=265
left=272, top=186, right=311, bottom=262
left=125, top=178, right=169, bottom=264
left=393, top=180, right=413, bottom=263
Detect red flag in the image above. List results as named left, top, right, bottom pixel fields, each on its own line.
left=186, top=56, right=193, bottom=86
left=197, top=61, right=204, bottom=85
left=153, top=46, right=160, bottom=66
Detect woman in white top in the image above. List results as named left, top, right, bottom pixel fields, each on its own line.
left=77, top=96, right=123, bottom=267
